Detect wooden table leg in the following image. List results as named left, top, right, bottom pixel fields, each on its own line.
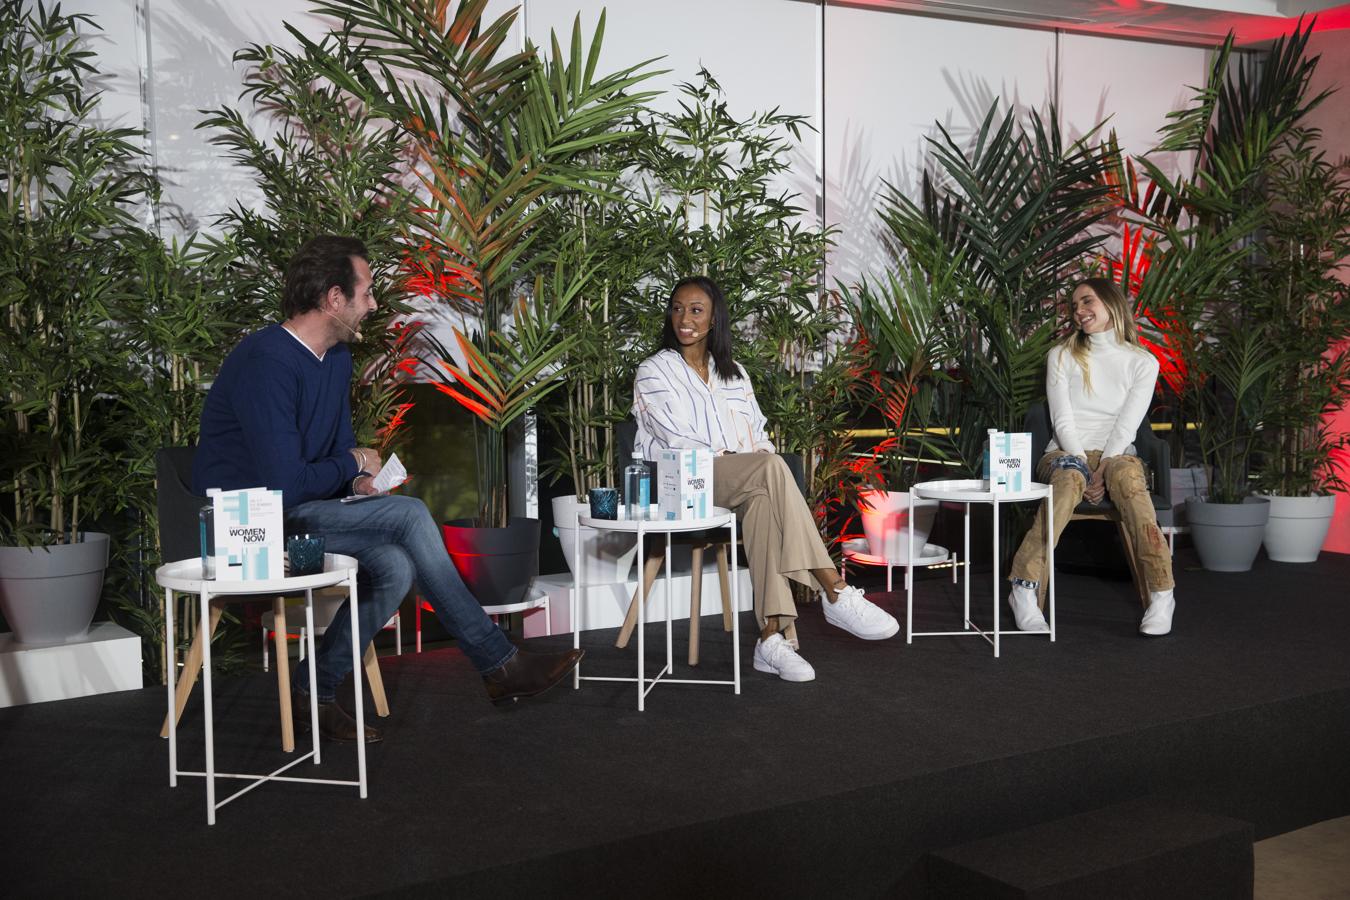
left=688, top=545, right=705, bottom=666
left=717, top=546, right=732, bottom=632
left=273, top=598, right=295, bottom=753
left=617, top=551, right=663, bottom=649
left=364, top=644, right=390, bottom=717
left=160, top=602, right=224, bottom=738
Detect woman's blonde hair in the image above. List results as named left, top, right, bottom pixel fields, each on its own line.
left=1059, top=277, right=1143, bottom=392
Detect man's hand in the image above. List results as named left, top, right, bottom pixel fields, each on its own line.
left=350, top=447, right=384, bottom=478
left=1083, top=462, right=1107, bottom=504
left=352, top=473, right=380, bottom=496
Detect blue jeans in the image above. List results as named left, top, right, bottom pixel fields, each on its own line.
left=284, top=495, right=516, bottom=701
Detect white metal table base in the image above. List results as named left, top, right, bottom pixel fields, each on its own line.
left=162, top=558, right=368, bottom=824
left=572, top=510, right=741, bottom=711
left=905, top=484, right=1056, bottom=657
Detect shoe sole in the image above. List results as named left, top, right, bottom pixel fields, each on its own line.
left=489, top=651, right=586, bottom=706
left=753, top=658, right=815, bottom=682
left=292, top=715, right=384, bottom=744
left=824, top=615, right=900, bottom=641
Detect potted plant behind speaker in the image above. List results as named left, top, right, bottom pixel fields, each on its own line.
left=426, top=269, right=582, bottom=607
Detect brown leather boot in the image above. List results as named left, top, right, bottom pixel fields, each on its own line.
left=482, top=647, right=584, bottom=705
left=293, top=692, right=383, bottom=743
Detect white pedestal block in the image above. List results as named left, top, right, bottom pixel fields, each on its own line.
left=0, top=622, right=143, bottom=707
left=531, top=563, right=754, bottom=637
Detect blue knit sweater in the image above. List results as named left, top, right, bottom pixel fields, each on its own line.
left=193, top=324, right=360, bottom=507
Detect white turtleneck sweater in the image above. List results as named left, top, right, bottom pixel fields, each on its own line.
left=1045, top=330, right=1159, bottom=460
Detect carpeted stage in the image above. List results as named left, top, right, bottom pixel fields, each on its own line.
left=4, top=547, right=1349, bottom=898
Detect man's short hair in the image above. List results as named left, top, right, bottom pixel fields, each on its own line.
left=283, top=235, right=370, bottom=318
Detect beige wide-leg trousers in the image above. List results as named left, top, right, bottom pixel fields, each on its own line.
left=713, top=453, right=833, bottom=631
left=1009, top=449, right=1175, bottom=608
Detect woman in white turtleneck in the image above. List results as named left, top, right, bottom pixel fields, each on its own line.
left=1007, top=278, right=1177, bottom=636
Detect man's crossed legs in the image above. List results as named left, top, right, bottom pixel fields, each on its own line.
left=285, top=495, right=581, bottom=741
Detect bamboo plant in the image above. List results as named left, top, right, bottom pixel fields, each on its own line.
left=627, top=71, right=842, bottom=494
left=199, top=31, right=424, bottom=454
left=0, top=1, right=155, bottom=547
left=1248, top=133, right=1350, bottom=497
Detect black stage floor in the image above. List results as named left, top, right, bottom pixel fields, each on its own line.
left=4, top=547, right=1349, bottom=898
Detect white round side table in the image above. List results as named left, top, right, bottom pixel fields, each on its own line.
left=156, top=553, right=366, bottom=824
left=908, top=479, right=1056, bottom=657
left=572, top=508, right=741, bottom=711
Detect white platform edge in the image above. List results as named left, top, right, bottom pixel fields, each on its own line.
left=0, top=622, right=143, bottom=708
left=532, top=565, right=754, bottom=636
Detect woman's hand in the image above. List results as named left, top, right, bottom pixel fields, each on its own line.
left=1083, top=462, right=1107, bottom=504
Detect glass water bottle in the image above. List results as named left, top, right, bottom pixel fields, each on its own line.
left=623, top=453, right=650, bottom=521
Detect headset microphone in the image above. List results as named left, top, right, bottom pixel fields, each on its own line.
left=323, top=308, right=363, bottom=342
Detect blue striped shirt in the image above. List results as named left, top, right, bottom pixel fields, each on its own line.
left=633, top=349, right=773, bottom=458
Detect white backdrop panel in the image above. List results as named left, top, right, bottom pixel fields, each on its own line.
left=66, top=0, right=144, bottom=137
left=144, top=0, right=314, bottom=234
left=824, top=8, right=1056, bottom=290
left=525, top=0, right=821, bottom=235
left=1057, top=32, right=1207, bottom=183
left=524, top=0, right=817, bottom=124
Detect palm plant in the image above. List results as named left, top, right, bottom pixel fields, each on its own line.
left=300, top=0, right=658, bottom=527
left=1118, top=19, right=1331, bottom=499
left=1188, top=320, right=1287, bottom=503
left=843, top=257, right=963, bottom=492
left=423, top=259, right=585, bottom=523
left=876, top=102, right=1117, bottom=473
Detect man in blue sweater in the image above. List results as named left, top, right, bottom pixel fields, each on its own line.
left=194, top=235, right=581, bottom=742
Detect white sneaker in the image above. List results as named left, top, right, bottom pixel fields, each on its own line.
left=822, top=585, right=900, bottom=640
left=1008, top=582, right=1049, bottom=632
left=753, top=633, right=816, bottom=682
left=1140, top=589, right=1175, bottom=636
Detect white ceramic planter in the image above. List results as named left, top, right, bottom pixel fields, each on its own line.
left=1260, top=493, right=1336, bottom=564
left=1186, top=496, right=1270, bottom=572
left=0, top=532, right=109, bottom=645
left=552, top=495, right=638, bottom=586
left=858, top=490, right=939, bottom=563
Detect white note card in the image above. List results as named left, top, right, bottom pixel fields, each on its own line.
left=370, top=453, right=408, bottom=493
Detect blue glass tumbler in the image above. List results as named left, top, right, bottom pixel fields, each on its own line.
left=286, top=534, right=326, bottom=576
left=587, top=487, right=619, bottom=520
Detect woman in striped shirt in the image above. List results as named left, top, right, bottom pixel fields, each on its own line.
left=633, top=276, right=900, bottom=682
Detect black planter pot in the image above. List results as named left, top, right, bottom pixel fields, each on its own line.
left=441, top=517, right=540, bottom=608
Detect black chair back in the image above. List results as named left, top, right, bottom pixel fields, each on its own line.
left=156, top=447, right=208, bottom=563
left=1024, top=402, right=1171, bottom=512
